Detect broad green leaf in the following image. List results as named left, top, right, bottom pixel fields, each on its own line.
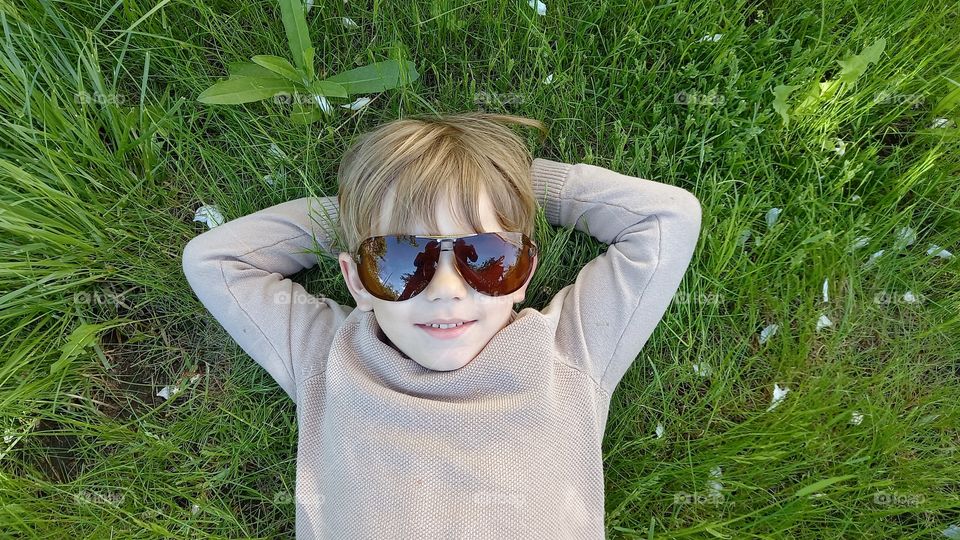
left=252, top=55, right=302, bottom=83
left=837, top=38, right=886, bottom=84
left=227, top=62, right=285, bottom=79
left=304, top=46, right=315, bottom=82
left=793, top=475, right=858, bottom=498
left=324, top=59, right=420, bottom=95
left=794, top=80, right=827, bottom=115
left=290, top=101, right=324, bottom=124
left=309, top=79, right=348, bottom=98
left=198, top=76, right=297, bottom=104
left=278, top=0, right=313, bottom=75
left=772, top=84, right=800, bottom=127
left=793, top=39, right=886, bottom=116
left=52, top=322, right=112, bottom=375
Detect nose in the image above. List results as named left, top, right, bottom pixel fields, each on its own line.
left=422, top=243, right=469, bottom=301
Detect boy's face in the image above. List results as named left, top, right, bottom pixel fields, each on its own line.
left=337, top=187, right=538, bottom=371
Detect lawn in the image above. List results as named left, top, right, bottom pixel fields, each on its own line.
left=1, top=0, right=959, bottom=537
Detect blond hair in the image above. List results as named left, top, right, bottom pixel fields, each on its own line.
left=330, top=112, right=548, bottom=256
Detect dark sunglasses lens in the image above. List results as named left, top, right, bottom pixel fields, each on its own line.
left=454, top=233, right=534, bottom=296
left=358, top=236, right=439, bottom=301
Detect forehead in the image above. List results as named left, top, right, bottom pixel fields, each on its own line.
left=375, top=186, right=503, bottom=237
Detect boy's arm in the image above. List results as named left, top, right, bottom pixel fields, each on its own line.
left=181, top=196, right=353, bottom=404
left=531, top=158, right=702, bottom=395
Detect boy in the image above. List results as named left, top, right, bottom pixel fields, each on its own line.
left=181, top=112, right=702, bottom=538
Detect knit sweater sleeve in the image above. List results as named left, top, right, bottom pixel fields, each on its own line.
left=531, top=158, right=702, bottom=394
left=181, top=196, right=353, bottom=404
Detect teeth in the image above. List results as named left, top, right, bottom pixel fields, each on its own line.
left=427, top=322, right=465, bottom=329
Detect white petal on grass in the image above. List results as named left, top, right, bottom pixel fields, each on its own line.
left=707, top=465, right=723, bottom=496
left=528, top=0, right=546, bottom=16
left=692, top=361, right=712, bottom=377
left=864, top=249, right=884, bottom=267
left=759, top=323, right=779, bottom=345
left=893, top=226, right=916, bottom=250
left=263, top=175, right=275, bottom=186
left=822, top=278, right=829, bottom=303
left=816, top=314, right=833, bottom=332
left=340, top=96, right=372, bottom=110
left=192, top=503, right=201, bottom=515
left=927, top=244, right=954, bottom=259
left=268, top=142, right=286, bottom=160
left=157, top=385, right=181, bottom=400
left=341, top=17, right=359, bottom=29
left=943, top=524, right=960, bottom=539
left=931, top=118, right=951, bottom=129
left=767, top=383, right=790, bottom=412
left=305, top=0, right=314, bottom=12
left=833, top=138, right=846, bottom=156
left=902, top=291, right=917, bottom=303
left=314, top=95, right=333, bottom=115
left=849, top=411, right=864, bottom=425
left=156, top=375, right=201, bottom=400
left=851, top=194, right=861, bottom=202
left=737, top=228, right=752, bottom=247
left=765, top=207, right=782, bottom=229
left=849, top=236, right=871, bottom=251
left=699, top=33, right=723, bottom=42
left=543, top=73, right=554, bottom=85
left=193, top=205, right=225, bottom=229
left=655, top=422, right=664, bottom=439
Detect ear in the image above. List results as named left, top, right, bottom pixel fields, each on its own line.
left=338, top=252, right=375, bottom=312
left=510, top=253, right=539, bottom=305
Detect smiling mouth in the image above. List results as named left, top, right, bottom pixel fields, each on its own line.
left=414, top=320, right=477, bottom=339
left=416, top=320, right=476, bottom=329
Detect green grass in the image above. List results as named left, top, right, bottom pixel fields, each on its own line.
left=2, top=0, right=959, bottom=537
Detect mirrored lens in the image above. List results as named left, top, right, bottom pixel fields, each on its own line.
left=357, top=235, right=438, bottom=301
left=454, top=232, right=534, bottom=296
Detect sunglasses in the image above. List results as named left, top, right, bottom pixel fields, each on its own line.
left=351, top=232, right=539, bottom=302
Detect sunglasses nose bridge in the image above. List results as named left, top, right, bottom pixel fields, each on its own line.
left=424, top=238, right=468, bottom=289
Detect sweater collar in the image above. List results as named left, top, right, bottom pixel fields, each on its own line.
left=332, top=308, right=549, bottom=401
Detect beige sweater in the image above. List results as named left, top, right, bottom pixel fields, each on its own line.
left=181, top=158, right=702, bottom=538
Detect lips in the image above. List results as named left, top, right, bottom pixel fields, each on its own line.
left=415, top=320, right=477, bottom=340
left=418, top=319, right=476, bottom=325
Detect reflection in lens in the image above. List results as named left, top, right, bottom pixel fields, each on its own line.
left=455, top=233, right=530, bottom=296
left=359, top=236, right=438, bottom=301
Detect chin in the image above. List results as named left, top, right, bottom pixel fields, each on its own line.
left=415, top=355, right=475, bottom=372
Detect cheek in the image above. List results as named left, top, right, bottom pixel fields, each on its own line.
left=374, top=304, right=415, bottom=328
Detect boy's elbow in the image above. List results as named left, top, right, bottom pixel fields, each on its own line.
left=688, top=191, right=703, bottom=230
left=669, top=190, right=703, bottom=254
left=182, top=236, right=212, bottom=286
left=672, top=187, right=703, bottom=233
